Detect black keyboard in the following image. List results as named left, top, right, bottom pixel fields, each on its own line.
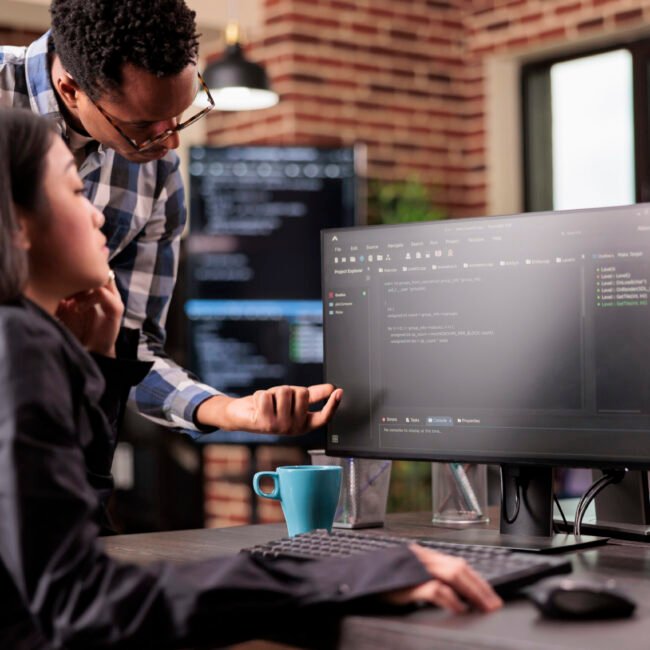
left=243, top=529, right=572, bottom=594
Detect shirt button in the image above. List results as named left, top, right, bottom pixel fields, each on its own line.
left=337, top=583, right=350, bottom=595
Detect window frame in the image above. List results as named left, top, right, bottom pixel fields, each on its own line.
left=522, top=40, right=650, bottom=211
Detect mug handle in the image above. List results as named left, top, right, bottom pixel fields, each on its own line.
left=253, top=471, right=280, bottom=500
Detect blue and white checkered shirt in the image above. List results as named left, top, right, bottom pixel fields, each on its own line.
left=0, top=32, right=220, bottom=432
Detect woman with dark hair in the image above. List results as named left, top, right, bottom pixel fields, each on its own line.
left=0, top=108, right=52, bottom=303
left=0, top=108, right=501, bottom=649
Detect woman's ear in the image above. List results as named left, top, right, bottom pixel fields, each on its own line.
left=13, top=211, right=32, bottom=251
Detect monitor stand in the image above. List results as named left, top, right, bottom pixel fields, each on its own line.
left=554, top=470, right=650, bottom=542
left=489, top=465, right=607, bottom=553
left=429, top=465, right=607, bottom=553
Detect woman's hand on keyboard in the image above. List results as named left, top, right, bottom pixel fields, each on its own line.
left=383, top=544, right=503, bottom=613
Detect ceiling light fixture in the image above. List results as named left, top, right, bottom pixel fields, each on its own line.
left=202, top=22, right=279, bottom=112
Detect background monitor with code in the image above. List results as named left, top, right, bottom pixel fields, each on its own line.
left=185, top=145, right=361, bottom=444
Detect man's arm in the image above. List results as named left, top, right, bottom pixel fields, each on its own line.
left=196, top=384, right=343, bottom=434
left=114, top=156, right=340, bottom=434
left=109, top=156, right=221, bottom=431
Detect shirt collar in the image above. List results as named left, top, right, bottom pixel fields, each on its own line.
left=24, top=32, right=65, bottom=136
left=24, top=31, right=108, bottom=158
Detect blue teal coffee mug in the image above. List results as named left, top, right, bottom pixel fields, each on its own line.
left=253, top=465, right=342, bottom=536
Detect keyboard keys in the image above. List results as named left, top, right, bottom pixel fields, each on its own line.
left=243, top=529, right=572, bottom=593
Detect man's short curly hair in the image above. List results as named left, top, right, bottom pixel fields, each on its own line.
left=50, top=0, right=200, bottom=100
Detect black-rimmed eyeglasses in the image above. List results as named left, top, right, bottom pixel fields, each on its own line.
left=90, top=72, right=215, bottom=152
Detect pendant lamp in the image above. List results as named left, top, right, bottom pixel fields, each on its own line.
left=202, top=22, right=279, bottom=111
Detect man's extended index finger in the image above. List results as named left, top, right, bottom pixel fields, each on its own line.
left=307, top=383, right=337, bottom=403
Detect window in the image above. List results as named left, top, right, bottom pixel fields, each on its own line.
left=523, top=41, right=650, bottom=211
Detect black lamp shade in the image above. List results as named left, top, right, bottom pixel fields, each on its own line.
left=203, top=43, right=279, bottom=111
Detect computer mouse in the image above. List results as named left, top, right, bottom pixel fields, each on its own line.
left=526, top=577, right=636, bottom=620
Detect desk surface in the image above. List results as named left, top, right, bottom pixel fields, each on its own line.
left=103, top=512, right=650, bottom=650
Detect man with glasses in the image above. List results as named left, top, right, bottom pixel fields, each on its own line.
left=0, top=0, right=342, bottom=436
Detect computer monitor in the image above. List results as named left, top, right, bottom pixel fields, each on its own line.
left=187, top=145, right=360, bottom=300
left=185, top=145, right=360, bottom=444
left=321, top=204, right=650, bottom=543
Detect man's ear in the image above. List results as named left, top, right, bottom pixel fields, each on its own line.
left=55, top=71, right=82, bottom=111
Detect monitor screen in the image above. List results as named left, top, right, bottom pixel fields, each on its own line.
left=188, top=146, right=358, bottom=300
left=322, top=204, right=650, bottom=468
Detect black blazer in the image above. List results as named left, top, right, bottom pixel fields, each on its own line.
left=0, top=298, right=430, bottom=649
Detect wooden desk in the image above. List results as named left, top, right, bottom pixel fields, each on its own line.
left=103, top=513, right=650, bottom=650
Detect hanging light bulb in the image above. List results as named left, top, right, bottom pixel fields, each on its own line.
left=202, top=22, right=279, bottom=111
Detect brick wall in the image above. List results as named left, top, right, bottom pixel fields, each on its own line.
left=205, top=0, right=650, bottom=218
left=0, top=27, right=42, bottom=46
left=204, top=444, right=304, bottom=528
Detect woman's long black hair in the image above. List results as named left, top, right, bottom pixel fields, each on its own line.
left=0, top=108, right=55, bottom=303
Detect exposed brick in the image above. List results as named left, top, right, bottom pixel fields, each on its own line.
left=428, top=72, right=452, bottom=83
left=372, top=158, right=398, bottom=168
left=556, top=2, right=582, bottom=15
left=329, top=38, right=359, bottom=51
left=331, top=0, right=357, bottom=10
left=365, top=119, right=397, bottom=130
left=367, top=45, right=400, bottom=58
left=368, top=6, right=395, bottom=19
left=486, top=20, right=510, bottom=31
left=293, top=132, right=345, bottom=146
left=401, top=12, right=431, bottom=26
left=290, top=32, right=323, bottom=45
left=293, top=53, right=343, bottom=67
left=390, top=29, right=415, bottom=41
left=473, top=6, right=495, bottom=16
left=506, top=36, right=529, bottom=49
left=295, top=112, right=360, bottom=127
left=349, top=61, right=380, bottom=73
left=520, top=12, right=543, bottom=23
left=290, top=12, right=340, bottom=29
left=473, top=44, right=496, bottom=55
left=262, top=33, right=289, bottom=47
left=539, top=27, right=567, bottom=40
left=351, top=23, right=379, bottom=35
left=369, top=83, right=395, bottom=94
left=256, top=446, right=304, bottom=468
left=0, top=27, right=43, bottom=46
left=405, top=88, right=433, bottom=98
left=283, top=92, right=344, bottom=105
left=266, top=13, right=286, bottom=25
left=391, top=67, right=415, bottom=78
left=391, top=104, right=422, bottom=115
left=328, top=78, right=358, bottom=89
left=288, top=73, right=326, bottom=84
left=577, top=17, right=604, bottom=31
left=614, top=9, right=644, bottom=23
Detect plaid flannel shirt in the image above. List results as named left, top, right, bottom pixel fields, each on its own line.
left=0, top=32, right=220, bottom=433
